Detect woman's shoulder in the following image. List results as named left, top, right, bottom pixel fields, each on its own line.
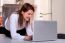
left=10, top=12, right=19, bottom=18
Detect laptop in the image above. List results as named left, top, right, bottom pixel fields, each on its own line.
left=32, top=21, right=57, bottom=41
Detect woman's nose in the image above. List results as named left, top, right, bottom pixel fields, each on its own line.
left=29, top=14, right=32, bottom=17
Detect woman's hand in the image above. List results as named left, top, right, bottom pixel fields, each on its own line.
left=24, top=36, right=32, bottom=41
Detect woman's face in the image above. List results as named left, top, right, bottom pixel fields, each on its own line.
left=22, top=10, right=34, bottom=21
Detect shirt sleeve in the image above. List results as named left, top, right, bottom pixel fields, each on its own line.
left=26, top=24, right=33, bottom=36
left=9, top=14, right=25, bottom=40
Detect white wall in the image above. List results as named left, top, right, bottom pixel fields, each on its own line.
left=0, top=6, right=2, bottom=12
left=0, top=0, right=3, bottom=12
left=23, top=0, right=34, bottom=5
left=52, top=0, right=65, bottom=34
left=3, top=0, right=16, bottom=4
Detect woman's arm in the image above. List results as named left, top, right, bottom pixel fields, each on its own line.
left=25, top=24, right=33, bottom=40
left=26, top=24, right=33, bottom=36
left=9, top=14, right=25, bottom=40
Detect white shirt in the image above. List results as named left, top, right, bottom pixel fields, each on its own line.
left=5, top=13, right=33, bottom=40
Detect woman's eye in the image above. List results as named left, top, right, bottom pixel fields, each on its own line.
left=28, top=13, right=32, bottom=15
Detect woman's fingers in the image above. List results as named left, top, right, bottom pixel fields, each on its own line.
left=24, top=36, right=32, bottom=41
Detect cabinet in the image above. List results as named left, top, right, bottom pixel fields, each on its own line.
left=2, top=4, right=19, bottom=26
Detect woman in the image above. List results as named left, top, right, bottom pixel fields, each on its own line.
left=0, top=3, right=35, bottom=41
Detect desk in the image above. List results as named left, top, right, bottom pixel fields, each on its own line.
left=0, top=37, right=65, bottom=43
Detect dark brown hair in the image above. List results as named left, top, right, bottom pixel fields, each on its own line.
left=18, top=3, right=35, bottom=26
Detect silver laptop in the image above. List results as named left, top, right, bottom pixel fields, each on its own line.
left=32, top=21, right=57, bottom=41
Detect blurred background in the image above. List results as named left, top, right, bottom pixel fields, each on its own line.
left=0, top=0, right=65, bottom=36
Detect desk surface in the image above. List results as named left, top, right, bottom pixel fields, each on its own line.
left=0, top=37, right=65, bottom=43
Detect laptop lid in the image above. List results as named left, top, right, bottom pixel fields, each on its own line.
left=32, top=21, right=57, bottom=41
